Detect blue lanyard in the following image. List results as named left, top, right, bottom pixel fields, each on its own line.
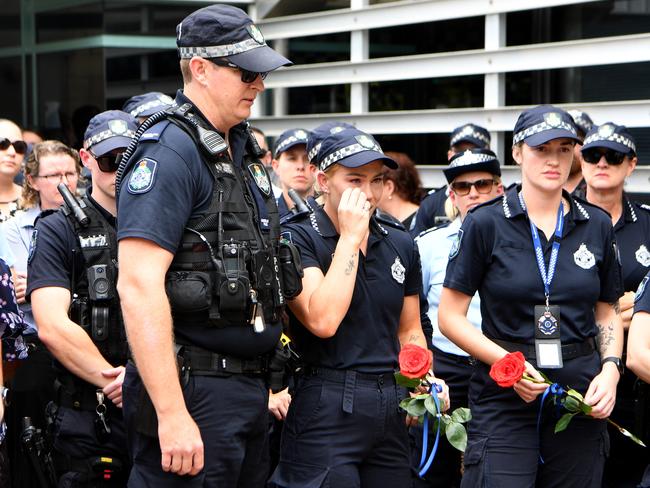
left=518, top=193, right=564, bottom=304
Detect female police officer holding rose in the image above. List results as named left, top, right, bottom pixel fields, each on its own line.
left=269, top=127, right=447, bottom=488
left=439, top=105, right=624, bottom=487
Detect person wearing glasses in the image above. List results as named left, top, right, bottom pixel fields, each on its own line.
left=0, top=119, right=27, bottom=223
left=414, top=148, right=503, bottom=488
left=439, top=105, right=624, bottom=487
left=115, top=5, right=292, bottom=486
left=26, top=110, right=138, bottom=486
left=579, top=123, right=650, bottom=488
left=1, top=140, right=81, bottom=486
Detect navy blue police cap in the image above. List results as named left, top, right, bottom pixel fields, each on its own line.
left=443, top=148, right=501, bottom=183
left=176, top=4, right=291, bottom=73
left=449, top=123, right=491, bottom=149
left=316, top=128, right=397, bottom=172
left=567, top=109, right=594, bottom=139
left=513, top=105, right=580, bottom=147
left=83, top=110, right=138, bottom=155
left=581, top=122, right=637, bottom=156
left=306, top=121, right=356, bottom=163
left=122, top=92, right=174, bottom=118
left=273, top=128, right=311, bottom=158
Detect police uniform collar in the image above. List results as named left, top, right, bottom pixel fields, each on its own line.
left=502, top=185, right=589, bottom=222
left=86, top=188, right=116, bottom=226
left=311, top=205, right=338, bottom=237
left=622, top=193, right=638, bottom=224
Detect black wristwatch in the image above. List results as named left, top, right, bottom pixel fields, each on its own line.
left=601, top=356, right=624, bottom=375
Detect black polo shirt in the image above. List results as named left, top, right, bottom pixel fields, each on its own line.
left=282, top=205, right=422, bottom=373
left=410, top=185, right=449, bottom=237
left=444, top=185, right=623, bottom=345
left=117, top=90, right=281, bottom=357
left=634, top=272, right=650, bottom=315
left=613, top=195, right=650, bottom=292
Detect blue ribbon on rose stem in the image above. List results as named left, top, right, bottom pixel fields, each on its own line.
left=418, top=383, right=442, bottom=478
left=536, top=382, right=565, bottom=464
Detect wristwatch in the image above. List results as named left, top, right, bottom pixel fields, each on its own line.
left=601, top=356, right=624, bottom=375
left=0, top=386, right=9, bottom=407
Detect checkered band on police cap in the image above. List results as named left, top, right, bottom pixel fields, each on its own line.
left=83, top=110, right=138, bottom=151
left=567, top=109, right=594, bottom=136
left=449, top=149, right=497, bottom=168
left=582, top=122, right=636, bottom=154
left=513, top=108, right=578, bottom=145
left=320, top=138, right=384, bottom=172
left=274, top=129, right=310, bottom=157
left=450, top=124, right=491, bottom=148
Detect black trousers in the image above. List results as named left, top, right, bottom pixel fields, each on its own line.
left=269, top=370, right=411, bottom=488
left=412, top=347, right=473, bottom=488
left=122, top=362, right=269, bottom=487
left=461, top=352, right=608, bottom=488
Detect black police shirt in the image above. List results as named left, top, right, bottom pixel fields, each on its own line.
left=410, top=185, right=449, bottom=237
left=634, top=271, right=650, bottom=315
left=117, top=90, right=281, bottom=357
left=276, top=194, right=291, bottom=220
left=613, top=195, right=650, bottom=292
left=282, top=205, right=422, bottom=373
left=27, top=191, right=114, bottom=297
left=444, top=186, right=623, bottom=345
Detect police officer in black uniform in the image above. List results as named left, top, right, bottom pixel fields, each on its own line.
left=269, top=127, right=448, bottom=488
left=115, top=5, right=293, bottom=486
left=439, top=105, right=624, bottom=487
left=580, top=122, right=650, bottom=488
left=27, top=110, right=138, bottom=486
left=410, top=123, right=492, bottom=237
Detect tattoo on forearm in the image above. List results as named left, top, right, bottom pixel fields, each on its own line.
left=344, top=253, right=357, bottom=276
left=610, top=300, right=621, bottom=315
left=596, top=321, right=616, bottom=356
left=408, top=334, right=419, bottom=343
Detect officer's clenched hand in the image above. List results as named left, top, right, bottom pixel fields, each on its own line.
left=337, top=188, right=371, bottom=247
left=268, top=388, right=292, bottom=420
left=159, top=410, right=204, bottom=476
left=101, top=366, right=126, bottom=408
left=14, top=272, right=27, bottom=304
left=513, top=362, right=548, bottom=403
left=584, top=364, right=619, bottom=418
left=619, top=291, right=636, bottom=330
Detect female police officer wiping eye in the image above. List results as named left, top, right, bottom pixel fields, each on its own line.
left=269, top=127, right=448, bottom=488
left=439, top=105, right=624, bottom=488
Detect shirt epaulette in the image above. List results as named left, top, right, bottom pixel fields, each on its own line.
left=139, top=119, right=172, bottom=143
left=638, top=203, right=650, bottom=213
left=415, top=221, right=452, bottom=241
left=426, top=185, right=447, bottom=197
left=375, top=210, right=405, bottom=231
left=465, top=194, right=502, bottom=215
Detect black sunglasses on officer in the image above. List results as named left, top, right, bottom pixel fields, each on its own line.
left=581, top=122, right=637, bottom=167
left=89, top=149, right=125, bottom=173
left=209, top=58, right=269, bottom=83
left=582, top=148, right=632, bottom=166
left=0, top=138, right=27, bottom=155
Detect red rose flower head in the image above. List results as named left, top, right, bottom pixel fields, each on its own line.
left=489, top=351, right=526, bottom=388
left=399, top=344, right=432, bottom=379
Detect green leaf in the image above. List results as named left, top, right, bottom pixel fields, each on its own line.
left=554, top=412, right=577, bottom=433
left=578, top=401, right=592, bottom=415
left=424, top=395, right=439, bottom=417
left=394, top=372, right=422, bottom=389
left=562, top=395, right=581, bottom=412
left=608, top=419, right=647, bottom=448
left=566, top=388, right=585, bottom=401
left=445, top=422, right=468, bottom=452
left=440, top=414, right=452, bottom=426
left=404, top=398, right=427, bottom=418
left=451, top=407, right=472, bottom=423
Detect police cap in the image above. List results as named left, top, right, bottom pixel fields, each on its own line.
left=567, top=109, right=594, bottom=139
left=316, top=128, right=397, bottom=172
left=176, top=4, right=291, bottom=73
left=122, top=92, right=174, bottom=118
left=273, top=128, right=311, bottom=158
left=449, top=123, right=491, bottom=149
left=444, top=148, right=501, bottom=183
left=306, top=122, right=356, bottom=163
left=83, top=110, right=138, bottom=155
left=513, top=105, right=580, bottom=147
left=581, top=122, right=636, bottom=156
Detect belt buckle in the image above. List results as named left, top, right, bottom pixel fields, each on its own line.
left=212, top=355, right=228, bottom=372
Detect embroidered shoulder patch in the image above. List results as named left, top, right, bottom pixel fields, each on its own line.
left=247, top=162, right=271, bottom=197
left=448, top=229, right=463, bottom=260
left=635, top=275, right=649, bottom=303
left=27, top=229, right=38, bottom=264
left=128, top=158, right=158, bottom=194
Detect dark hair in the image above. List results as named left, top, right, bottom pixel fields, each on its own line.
left=382, top=151, right=425, bottom=204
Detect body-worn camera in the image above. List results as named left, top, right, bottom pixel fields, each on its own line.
left=87, top=264, right=112, bottom=301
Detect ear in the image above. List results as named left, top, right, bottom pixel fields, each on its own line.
left=79, top=148, right=94, bottom=171
left=26, top=174, right=41, bottom=193
left=271, top=158, right=280, bottom=172
left=316, top=170, right=329, bottom=193
left=495, top=183, right=505, bottom=195
left=626, top=156, right=638, bottom=177
left=384, top=179, right=395, bottom=196
left=189, top=57, right=209, bottom=86
left=446, top=149, right=455, bottom=161
left=449, top=188, right=458, bottom=208
left=511, top=144, right=523, bottom=166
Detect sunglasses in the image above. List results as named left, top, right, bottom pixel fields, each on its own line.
left=90, top=150, right=124, bottom=173
left=0, top=138, right=27, bottom=154
left=450, top=178, right=496, bottom=196
left=582, top=148, right=629, bottom=166
left=209, top=58, right=268, bottom=83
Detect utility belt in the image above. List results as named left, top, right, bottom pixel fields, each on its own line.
left=490, top=337, right=596, bottom=362
left=54, top=453, right=124, bottom=484
left=180, top=344, right=268, bottom=377
left=54, top=379, right=105, bottom=412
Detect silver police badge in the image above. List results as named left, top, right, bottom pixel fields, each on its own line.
left=108, top=119, right=128, bottom=135
left=355, top=135, right=377, bottom=150
left=330, top=126, right=346, bottom=134
left=247, top=24, right=265, bottom=45
left=247, top=162, right=271, bottom=197
left=391, top=257, right=405, bottom=284
left=294, top=130, right=308, bottom=140
left=537, top=310, right=558, bottom=336
left=598, top=124, right=615, bottom=138
left=636, top=244, right=650, bottom=267
left=544, top=112, right=562, bottom=127
left=574, top=243, right=595, bottom=270
left=461, top=125, right=473, bottom=135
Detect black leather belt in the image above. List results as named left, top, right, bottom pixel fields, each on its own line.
left=305, top=366, right=395, bottom=385
left=181, top=345, right=267, bottom=376
left=491, top=337, right=597, bottom=361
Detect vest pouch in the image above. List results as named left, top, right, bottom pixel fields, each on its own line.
left=218, top=273, right=250, bottom=314
left=165, top=271, right=213, bottom=313
left=278, top=241, right=304, bottom=299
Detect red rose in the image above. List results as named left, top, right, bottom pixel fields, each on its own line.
left=489, top=351, right=526, bottom=387
left=399, top=344, right=432, bottom=379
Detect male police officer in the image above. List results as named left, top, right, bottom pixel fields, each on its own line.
left=27, top=110, right=137, bottom=486
left=116, top=5, right=292, bottom=486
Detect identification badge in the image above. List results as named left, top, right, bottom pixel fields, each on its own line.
left=534, top=305, right=563, bottom=369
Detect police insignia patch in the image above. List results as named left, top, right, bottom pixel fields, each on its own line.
left=330, top=126, right=345, bottom=134
left=636, top=245, right=650, bottom=267
left=27, top=229, right=38, bottom=264
left=248, top=162, right=271, bottom=197
left=294, top=130, right=308, bottom=140
left=355, top=135, right=377, bottom=150
left=573, top=243, right=595, bottom=270
left=598, top=124, right=615, bottom=138
left=544, top=112, right=562, bottom=127
left=108, top=119, right=128, bottom=135
left=391, top=257, right=405, bottom=284
left=247, top=24, right=265, bottom=44
left=280, top=231, right=293, bottom=243
left=449, top=229, right=463, bottom=260
left=636, top=275, right=649, bottom=303
left=128, top=158, right=157, bottom=194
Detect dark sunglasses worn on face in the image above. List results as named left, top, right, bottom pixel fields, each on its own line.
left=209, top=58, right=269, bottom=83
left=450, top=178, right=496, bottom=196
left=0, top=138, right=27, bottom=155
left=582, top=148, right=629, bottom=166
left=90, top=150, right=124, bottom=173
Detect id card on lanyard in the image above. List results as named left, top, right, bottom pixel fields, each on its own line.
left=519, top=192, right=564, bottom=369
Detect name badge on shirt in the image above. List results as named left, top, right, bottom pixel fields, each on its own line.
left=534, top=304, right=563, bottom=369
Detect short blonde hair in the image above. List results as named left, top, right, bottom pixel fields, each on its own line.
left=180, top=59, right=192, bottom=84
